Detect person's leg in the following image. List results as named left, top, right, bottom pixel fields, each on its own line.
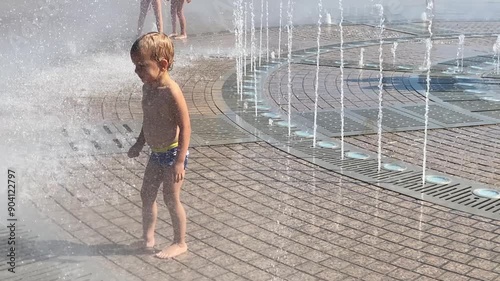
left=137, top=0, right=153, bottom=36
left=140, top=159, right=163, bottom=248
left=175, top=0, right=188, bottom=39
left=169, top=0, right=179, bottom=37
left=155, top=167, right=187, bottom=258
left=151, top=0, right=163, bottom=33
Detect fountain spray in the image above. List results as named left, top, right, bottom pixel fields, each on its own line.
left=359, top=48, right=365, bottom=67
left=233, top=0, right=244, bottom=99
left=233, top=0, right=239, bottom=96
left=419, top=0, right=435, bottom=253
left=278, top=0, right=283, bottom=59
left=250, top=0, right=256, bottom=72
left=287, top=0, right=294, bottom=136
left=239, top=2, right=244, bottom=98
left=339, top=0, right=345, bottom=159
left=244, top=2, right=248, bottom=76
left=375, top=4, right=385, bottom=172
left=326, top=12, right=332, bottom=25
left=457, top=34, right=465, bottom=73
left=391, top=42, right=398, bottom=67
left=259, top=0, right=264, bottom=67
left=312, top=0, right=323, bottom=147
left=422, top=0, right=434, bottom=191
left=494, top=35, right=500, bottom=74
left=266, top=0, right=269, bottom=62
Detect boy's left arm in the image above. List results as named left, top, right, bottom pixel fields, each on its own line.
left=171, top=85, right=191, bottom=181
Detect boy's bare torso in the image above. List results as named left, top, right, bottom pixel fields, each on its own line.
left=142, top=83, right=180, bottom=149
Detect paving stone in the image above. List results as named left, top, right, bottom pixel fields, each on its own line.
left=13, top=22, right=500, bottom=281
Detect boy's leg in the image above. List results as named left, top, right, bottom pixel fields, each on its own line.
left=151, top=0, right=164, bottom=33
left=175, top=0, right=188, bottom=39
left=169, top=0, right=179, bottom=37
left=137, top=0, right=153, bottom=36
left=155, top=167, right=187, bottom=259
left=140, top=160, right=163, bottom=248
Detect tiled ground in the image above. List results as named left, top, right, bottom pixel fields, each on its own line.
left=2, top=22, right=500, bottom=281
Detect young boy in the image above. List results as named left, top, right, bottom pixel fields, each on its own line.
left=128, top=32, right=191, bottom=259
left=137, top=0, right=163, bottom=36
left=166, top=0, right=192, bottom=39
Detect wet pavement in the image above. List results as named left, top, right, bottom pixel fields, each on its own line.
left=1, top=22, right=500, bottom=281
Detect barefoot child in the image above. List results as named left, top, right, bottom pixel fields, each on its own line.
left=137, top=0, right=164, bottom=36
left=167, top=0, right=192, bottom=39
left=128, top=32, right=191, bottom=259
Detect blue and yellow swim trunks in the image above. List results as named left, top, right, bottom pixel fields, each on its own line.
left=150, top=142, right=189, bottom=168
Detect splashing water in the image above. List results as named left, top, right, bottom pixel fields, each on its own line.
left=312, top=0, right=323, bottom=147
left=326, top=12, right=332, bottom=24
left=419, top=0, right=434, bottom=253
left=266, top=0, right=269, bottom=62
left=375, top=4, right=385, bottom=172
left=259, top=0, right=264, bottom=67
left=339, top=0, right=345, bottom=158
left=278, top=0, right=283, bottom=59
left=359, top=47, right=365, bottom=67
left=422, top=1, right=434, bottom=191
left=254, top=65, right=258, bottom=116
left=244, top=2, right=248, bottom=76
left=233, top=0, right=244, bottom=100
left=233, top=1, right=240, bottom=97
left=239, top=2, right=245, bottom=98
left=457, top=34, right=465, bottom=73
left=250, top=0, right=256, bottom=72
left=286, top=0, right=294, bottom=136
left=494, top=35, right=500, bottom=74
left=391, top=42, right=398, bottom=67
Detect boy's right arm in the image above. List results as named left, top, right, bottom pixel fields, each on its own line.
left=128, top=127, right=146, bottom=158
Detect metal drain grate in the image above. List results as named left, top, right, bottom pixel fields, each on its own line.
left=439, top=55, right=492, bottom=66
left=190, top=115, right=258, bottom=146
left=449, top=100, right=500, bottom=112
left=351, top=108, right=427, bottom=130
left=474, top=110, right=500, bottom=119
left=300, top=111, right=375, bottom=136
left=401, top=104, right=484, bottom=125
left=382, top=23, right=459, bottom=35
left=431, top=91, right=481, bottom=102
left=61, top=122, right=141, bottom=155
left=290, top=142, right=500, bottom=219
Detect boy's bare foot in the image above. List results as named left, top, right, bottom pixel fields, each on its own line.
left=174, top=34, right=187, bottom=40
left=155, top=243, right=187, bottom=259
left=168, top=33, right=178, bottom=38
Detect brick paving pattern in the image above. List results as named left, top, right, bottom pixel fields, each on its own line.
left=2, top=22, right=500, bottom=281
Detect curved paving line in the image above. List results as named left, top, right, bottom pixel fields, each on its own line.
left=212, top=31, right=500, bottom=220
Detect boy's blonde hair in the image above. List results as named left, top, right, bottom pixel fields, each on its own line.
left=131, top=32, right=175, bottom=71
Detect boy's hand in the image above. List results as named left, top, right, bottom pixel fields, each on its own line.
left=128, top=143, right=143, bottom=158
left=173, top=162, right=185, bottom=182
